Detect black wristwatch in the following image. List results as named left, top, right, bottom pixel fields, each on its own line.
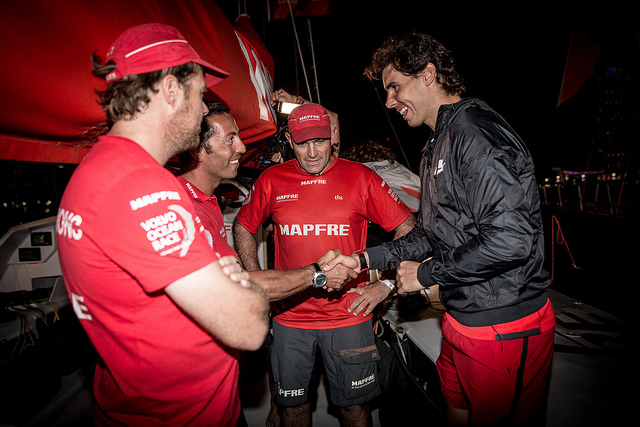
left=311, top=263, right=328, bottom=288
left=354, top=250, right=368, bottom=272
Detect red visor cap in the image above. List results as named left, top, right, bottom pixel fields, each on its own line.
left=104, top=23, right=228, bottom=87
left=287, top=103, right=331, bottom=143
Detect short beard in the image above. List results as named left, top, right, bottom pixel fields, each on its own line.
left=167, top=118, right=200, bottom=156
left=166, top=96, right=201, bottom=157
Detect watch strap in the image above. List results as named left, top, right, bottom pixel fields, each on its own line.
left=311, top=263, right=326, bottom=288
left=357, top=252, right=368, bottom=272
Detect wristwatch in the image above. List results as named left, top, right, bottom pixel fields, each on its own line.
left=311, top=263, right=328, bottom=288
left=354, top=250, right=368, bottom=272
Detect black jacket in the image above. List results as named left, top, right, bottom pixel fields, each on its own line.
left=368, top=98, right=550, bottom=327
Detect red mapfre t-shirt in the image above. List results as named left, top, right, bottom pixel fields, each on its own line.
left=56, top=136, right=240, bottom=426
left=176, top=176, right=237, bottom=258
left=236, top=157, right=410, bottom=329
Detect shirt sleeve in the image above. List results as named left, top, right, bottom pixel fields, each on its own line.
left=364, top=169, right=411, bottom=232
left=367, top=215, right=433, bottom=271
left=235, top=174, right=271, bottom=233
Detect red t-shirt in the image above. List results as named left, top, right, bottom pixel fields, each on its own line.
left=56, top=136, right=240, bottom=426
left=176, top=176, right=237, bottom=258
left=236, top=157, right=411, bottom=329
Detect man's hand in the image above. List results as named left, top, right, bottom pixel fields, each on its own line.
left=318, top=248, right=342, bottom=265
left=271, top=88, right=297, bottom=106
left=395, top=260, right=425, bottom=295
left=346, top=280, right=394, bottom=316
left=322, top=252, right=361, bottom=275
left=166, top=258, right=269, bottom=351
left=217, top=255, right=251, bottom=287
left=318, top=249, right=358, bottom=291
left=270, top=151, right=283, bottom=164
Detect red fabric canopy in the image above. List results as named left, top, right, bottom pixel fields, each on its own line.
left=0, top=0, right=277, bottom=164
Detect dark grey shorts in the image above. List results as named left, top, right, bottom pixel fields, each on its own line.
left=271, top=320, right=381, bottom=408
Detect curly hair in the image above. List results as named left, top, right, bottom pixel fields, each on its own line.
left=341, top=139, right=396, bottom=164
left=364, top=30, right=465, bottom=96
left=92, top=54, right=201, bottom=127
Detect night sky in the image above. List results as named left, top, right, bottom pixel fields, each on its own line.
left=219, top=1, right=636, bottom=178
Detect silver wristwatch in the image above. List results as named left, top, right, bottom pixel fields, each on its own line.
left=311, top=263, right=328, bottom=288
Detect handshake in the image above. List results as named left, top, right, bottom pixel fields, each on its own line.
left=317, top=248, right=425, bottom=317
left=316, top=249, right=364, bottom=291
left=217, top=247, right=425, bottom=311
left=319, top=249, right=425, bottom=295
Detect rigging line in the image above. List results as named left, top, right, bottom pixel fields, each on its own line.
left=287, top=0, right=313, bottom=102
left=307, top=18, right=321, bottom=104
left=339, top=15, right=411, bottom=171
left=331, top=9, right=411, bottom=170
left=295, top=41, right=301, bottom=95
left=371, top=85, right=413, bottom=172
left=550, top=215, right=578, bottom=286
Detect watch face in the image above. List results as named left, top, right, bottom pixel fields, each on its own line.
left=312, top=263, right=327, bottom=288
left=313, top=271, right=328, bottom=288
left=316, top=274, right=327, bottom=287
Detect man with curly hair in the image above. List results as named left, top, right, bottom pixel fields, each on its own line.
left=327, top=31, right=555, bottom=426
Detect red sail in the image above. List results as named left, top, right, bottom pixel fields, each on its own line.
left=0, top=0, right=276, bottom=164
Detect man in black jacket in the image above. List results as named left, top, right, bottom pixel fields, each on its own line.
left=326, top=31, right=555, bottom=426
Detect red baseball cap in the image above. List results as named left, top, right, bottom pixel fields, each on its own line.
left=287, top=103, right=331, bottom=143
left=104, top=23, right=228, bottom=87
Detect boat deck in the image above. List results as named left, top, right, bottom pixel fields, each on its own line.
left=12, top=287, right=632, bottom=426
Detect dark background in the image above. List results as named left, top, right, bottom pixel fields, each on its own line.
left=1, top=1, right=637, bottom=322
left=217, top=1, right=636, bottom=178
left=3, top=1, right=637, bottom=234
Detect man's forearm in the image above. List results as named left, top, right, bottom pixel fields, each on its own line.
left=232, top=220, right=261, bottom=271
left=247, top=249, right=357, bottom=300
left=392, top=213, right=416, bottom=241
left=249, top=266, right=314, bottom=301
left=166, top=261, right=269, bottom=351
left=368, top=224, right=431, bottom=271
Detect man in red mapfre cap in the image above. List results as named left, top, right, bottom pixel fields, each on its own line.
left=234, top=103, right=416, bottom=425
left=56, top=23, right=269, bottom=426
